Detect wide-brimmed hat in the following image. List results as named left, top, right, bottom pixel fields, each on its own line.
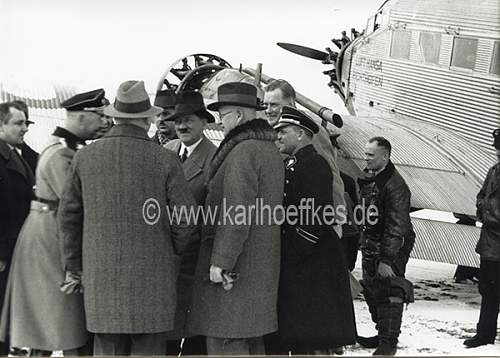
left=273, top=105, right=319, bottom=134
left=165, top=91, right=214, bottom=123
left=104, top=81, right=162, bottom=119
left=207, top=82, right=266, bottom=111
left=154, top=89, right=177, bottom=109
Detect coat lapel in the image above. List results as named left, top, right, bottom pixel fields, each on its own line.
left=0, top=140, right=35, bottom=185
left=183, top=137, right=211, bottom=181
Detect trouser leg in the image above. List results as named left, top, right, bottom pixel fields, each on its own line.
left=377, top=303, right=403, bottom=347
left=181, top=335, right=206, bottom=355
left=93, top=333, right=130, bottom=356
left=264, top=332, right=288, bottom=355
left=363, top=288, right=379, bottom=327
left=477, top=259, right=500, bottom=340
left=166, top=339, right=181, bottom=356
left=206, top=336, right=264, bottom=355
left=130, top=332, right=167, bottom=356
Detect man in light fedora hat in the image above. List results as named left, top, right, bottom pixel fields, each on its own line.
left=58, top=80, right=197, bottom=356
left=188, top=82, right=284, bottom=355
left=163, top=91, right=216, bottom=355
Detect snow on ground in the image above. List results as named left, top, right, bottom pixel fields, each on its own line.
left=347, top=258, right=499, bottom=356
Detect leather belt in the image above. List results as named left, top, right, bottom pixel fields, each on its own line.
left=31, top=197, right=58, bottom=212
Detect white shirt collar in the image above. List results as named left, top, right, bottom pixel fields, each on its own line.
left=179, top=137, right=203, bottom=158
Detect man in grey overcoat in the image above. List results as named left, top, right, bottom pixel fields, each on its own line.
left=187, top=82, right=285, bottom=355
left=163, top=91, right=217, bottom=355
left=58, top=80, right=196, bottom=356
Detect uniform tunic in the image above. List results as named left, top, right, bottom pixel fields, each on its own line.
left=278, top=144, right=356, bottom=350
left=0, top=128, right=87, bottom=350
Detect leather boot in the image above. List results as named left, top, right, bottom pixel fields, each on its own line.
left=356, top=335, right=379, bottom=348
left=375, top=303, right=403, bottom=356
left=373, top=343, right=397, bottom=356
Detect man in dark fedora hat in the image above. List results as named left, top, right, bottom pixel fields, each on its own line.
left=153, top=89, right=178, bottom=146
left=270, top=106, right=356, bottom=354
left=188, top=82, right=284, bottom=355
left=463, top=128, right=500, bottom=348
left=58, top=80, right=196, bottom=356
left=163, top=91, right=217, bottom=355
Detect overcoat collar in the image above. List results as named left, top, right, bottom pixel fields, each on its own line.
left=0, top=138, right=35, bottom=185
left=52, top=126, right=86, bottom=151
left=208, top=118, right=276, bottom=180
left=101, top=123, right=150, bottom=141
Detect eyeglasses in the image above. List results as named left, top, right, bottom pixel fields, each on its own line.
left=218, top=110, right=234, bottom=120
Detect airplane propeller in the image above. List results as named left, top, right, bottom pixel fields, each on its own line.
left=277, top=42, right=330, bottom=62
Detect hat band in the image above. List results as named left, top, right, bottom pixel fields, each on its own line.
left=114, top=99, right=151, bottom=113
left=217, top=93, right=258, bottom=106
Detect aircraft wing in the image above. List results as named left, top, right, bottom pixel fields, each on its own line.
left=336, top=114, right=495, bottom=216
left=410, top=218, right=480, bottom=267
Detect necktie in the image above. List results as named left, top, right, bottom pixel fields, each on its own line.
left=180, top=148, right=188, bottom=163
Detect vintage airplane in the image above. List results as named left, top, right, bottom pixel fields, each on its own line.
left=153, top=0, right=499, bottom=268
left=1, top=0, right=497, bottom=268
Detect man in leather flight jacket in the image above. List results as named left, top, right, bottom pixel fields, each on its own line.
left=357, top=136, right=415, bottom=356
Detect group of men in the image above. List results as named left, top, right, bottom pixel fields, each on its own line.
left=0, top=75, right=497, bottom=357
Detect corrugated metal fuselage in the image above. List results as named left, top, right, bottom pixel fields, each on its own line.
left=339, top=0, right=500, bottom=153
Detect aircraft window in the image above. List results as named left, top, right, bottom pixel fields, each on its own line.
left=451, top=37, right=478, bottom=70
left=419, top=32, right=441, bottom=65
left=490, top=41, right=500, bottom=75
left=390, top=30, right=411, bottom=60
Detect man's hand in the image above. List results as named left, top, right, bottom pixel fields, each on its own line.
left=0, top=260, right=6, bottom=273
left=377, top=262, right=395, bottom=278
left=209, top=265, right=224, bottom=283
left=60, top=270, right=83, bottom=294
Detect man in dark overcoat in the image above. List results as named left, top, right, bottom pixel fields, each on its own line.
left=463, top=129, right=500, bottom=348
left=12, top=100, right=39, bottom=174
left=58, top=81, right=196, bottom=356
left=356, top=137, right=415, bottom=356
left=0, top=102, right=34, bottom=355
left=272, top=106, right=356, bottom=354
left=152, top=89, right=178, bottom=146
left=163, top=91, right=217, bottom=355
left=187, top=82, right=284, bottom=355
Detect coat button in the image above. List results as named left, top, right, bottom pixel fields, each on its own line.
left=283, top=192, right=287, bottom=197
left=285, top=180, right=289, bottom=184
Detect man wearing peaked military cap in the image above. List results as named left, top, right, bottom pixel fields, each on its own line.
left=274, top=106, right=319, bottom=134
left=464, top=127, right=500, bottom=348
left=61, top=88, right=108, bottom=112
left=0, top=88, right=113, bottom=355
left=271, top=105, right=356, bottom=354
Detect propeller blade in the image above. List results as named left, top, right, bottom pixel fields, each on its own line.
left=277, top=42, right=329, bottom=61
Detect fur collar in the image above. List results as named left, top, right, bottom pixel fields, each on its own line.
left=208, top=118, right=276, bottom=180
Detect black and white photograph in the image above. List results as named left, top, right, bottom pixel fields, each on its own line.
left=0, top=0, right=499, bottom=356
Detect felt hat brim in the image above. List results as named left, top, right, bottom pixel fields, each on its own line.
left=103, top=103, right=163, bottom=119
left=207, top=101, right=266, bottom=111
left=165, top=109, right=215, bottom=123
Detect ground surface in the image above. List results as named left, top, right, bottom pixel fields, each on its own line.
left=348, top=258, right=499, bottom=356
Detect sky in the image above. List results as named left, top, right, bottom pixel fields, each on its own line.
left=0, top=0, right=379, bottom=114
